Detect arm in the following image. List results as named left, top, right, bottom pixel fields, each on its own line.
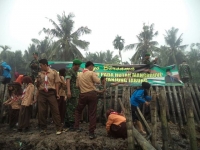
left=144, top=95, right=152, bottom=101
left=106, top=116, right=113, bottom=133
left=92, top=72, right=100, bottom=84
left=110, top=82, right=125, bottom=86
left=132, top=90, right=146, bottom=104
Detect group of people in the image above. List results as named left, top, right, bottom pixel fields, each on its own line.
left=0, top=52, right=192, bottom=140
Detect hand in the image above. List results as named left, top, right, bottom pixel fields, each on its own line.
left=56, top=94, right=60, bottom=99
left=145, top=101, right=150, bottom=106
left=67, top=91, right=71, bottom=99
left=154, top=57, right=158, bottom=61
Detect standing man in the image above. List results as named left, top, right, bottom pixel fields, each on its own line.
left=179, top=60, right=192, bottom=83
left=143, top=53, right=158, bottom=69
left=74, top=61, right=100, bottom=139
left=35, top=59, right=62, bottom=135
left=65, top=59, right=82, bottom=130
left=29, top=52, right=40, bottom=81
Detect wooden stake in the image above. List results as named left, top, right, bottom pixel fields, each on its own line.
left=150, top=92, right=157, bottom=147
left=194, top=84, right=200, bottom=105
left=114, top=86, right=118, bottom=111
left=177, top=86, right=187, bottom=123
left=172, top=86, right=183, bottom=127
left=159, top=89, right=169, bottom=150
left=163, top=86, right=170, bottom=121
left=166, top=86, right=177, bottom=124
left=184, top=86, right=198, bottom=150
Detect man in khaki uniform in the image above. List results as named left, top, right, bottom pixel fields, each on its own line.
left=36, top=59, right=62, bottom=135
left=74, top=61, right=100, bottom=139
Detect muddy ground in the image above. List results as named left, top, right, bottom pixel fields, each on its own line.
left=0, top=119, right=200, bottom=150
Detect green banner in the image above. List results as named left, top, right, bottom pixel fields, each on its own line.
left=48, top=61, right=183, bottom=86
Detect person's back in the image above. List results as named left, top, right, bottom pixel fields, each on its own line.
left=1, top=62, right=11, bottom=84
left=179, top=61, right=192, bottom=83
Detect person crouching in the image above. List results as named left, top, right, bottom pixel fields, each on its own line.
left=18, top=76, right=34, bottom=132
left=3, top=83, right=22, bottom=130
left=106, top=109, right=127, bottom=139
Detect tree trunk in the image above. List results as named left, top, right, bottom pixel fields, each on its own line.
left=119, top=50, right=122, bottom=64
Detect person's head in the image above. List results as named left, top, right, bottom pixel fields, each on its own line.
left=85, top=61, right=94, bottom=71
left=182, top=60, right=186, bottom=64
left=144, top=53, right=150, bottom=59
left=72, top=59, right=82, bottom=71
left=8, top=84, right=14, bottom=91
left=33, top=52, right=38, bottom=59
left=39, top=59, right=48, bottom=71
left=141, top=82, right=151, bottom=90
left=166, top=69, right=172, bottom=75
left=101, top=76, right=106, bottom=84
left=59, top=68, right=66, bottom=77
left=106, top=109, right=115, bottom=118
left=14, top=72, right=20, bottom=79
left=22, top=76, right=33, bottom=84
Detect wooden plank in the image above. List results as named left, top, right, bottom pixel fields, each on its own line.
left=109, top=87, right=113, bottom=109
left=163, top=86, right=170, bottom=121
left=167, top=86, right=177, bottom=124
left=172, top=86, right=183, bottom=127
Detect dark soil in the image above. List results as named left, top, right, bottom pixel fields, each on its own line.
left=0, top=119, right=199, bottom=150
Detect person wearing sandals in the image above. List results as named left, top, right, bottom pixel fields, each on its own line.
left=18, top=76, right=34, bottom=132
left=130, top=82, right=151, bottom=135
left=106, top=109, right=127, bottom=139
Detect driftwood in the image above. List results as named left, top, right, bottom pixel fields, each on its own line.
left=159, top=89, right=169, bottom=150
left=184, top=86, right=198, bottom=150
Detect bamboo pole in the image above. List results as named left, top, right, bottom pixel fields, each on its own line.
left=150, top=92, right=157, bottom=148
left=166, top=86, right=177, bottom=124
left=103, top=82, right=107, bottom=119
left=182, top=86, right=200, bottom=124
left=109, top=87, right=113, bottom=108
left=123, top=87, right=135, bottom=150
left=177, top=86, right=187, bottom=123
left=114, top=86, right=118, bottom=111
left=118, top=98, right=156, bottom=150
left=189, top=84, right=200, bottom=119
left=0, top=84, right=8, bottom=121
left=163, top=86, right=170, bottom=121
left=172, top=86, right=183, bottom=127
left=184, top=86, right=198, bottom=150
left=159, top=89, right=169, bottom=150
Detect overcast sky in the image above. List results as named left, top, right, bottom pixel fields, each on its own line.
left=0, top=0, right=200, bottom=62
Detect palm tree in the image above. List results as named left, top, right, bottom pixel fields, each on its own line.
left=113, top=35, right=125, bottom=64
left=85, top=50, right=120, bottom=64
left=0, top=45, right=11, bottom=60
left=40, top=12, right=91, bottom=61
left=125, top=23, right=159, bottom=63
left=164, top=27, right=188, bottom=65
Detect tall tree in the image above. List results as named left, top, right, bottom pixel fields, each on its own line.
left=164, top=27, right=188, bottom=65
left=113, top=35, right=125, bottom=64
left=125, top=23, right=159, bottom=63
left=0, top=45, right=11, bottom=60
left=40, top=12, right=91, bottom=61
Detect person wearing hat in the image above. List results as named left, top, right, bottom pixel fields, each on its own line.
left=143, top=53, right=158, bottom=69
left=165, top=69, right=181, bottom=83
left=29, top=52, right=40, bottom=81
left=130, top=82, right=151, bottom=134
left=64, top=59, right=82, bottom=130
left=179, top=60, right=192, bottom=83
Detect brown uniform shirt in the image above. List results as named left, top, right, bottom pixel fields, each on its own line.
left=37, top=68, right=61, bottom=91
left=76, top=69, right=100, bottom=93
left=21, top=83, right=34, bottom=106
left=5, top=96, right=21, bottom=109
left=59, top=76, right=66, bottom=97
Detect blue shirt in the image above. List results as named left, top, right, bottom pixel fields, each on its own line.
left=1, top=62, right=11, bottom=78
left=130, top=89, right=151, bottom=107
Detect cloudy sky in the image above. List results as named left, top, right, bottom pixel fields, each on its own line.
left=0, top=0, right=200, bottom=62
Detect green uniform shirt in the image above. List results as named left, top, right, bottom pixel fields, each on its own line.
left=29, top=59, right=40, bottom=76
left=66, top=68, right=79, bottom=98
left=179, top=64, right=192, bottom=79
left=143, top=59, right=155, bottom=68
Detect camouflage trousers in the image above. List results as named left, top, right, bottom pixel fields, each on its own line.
left=65, top=97, right=78, bottom=128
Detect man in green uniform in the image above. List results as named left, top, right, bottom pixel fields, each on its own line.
left=179, top=60, right=192, bottom=83
left=143, top=53, right=158, bottom=69
left=29, top=52, right=40, bottom=81
left=64, top=59, right=82, bottom=130
left=96, top=76, right=125, bottom=124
